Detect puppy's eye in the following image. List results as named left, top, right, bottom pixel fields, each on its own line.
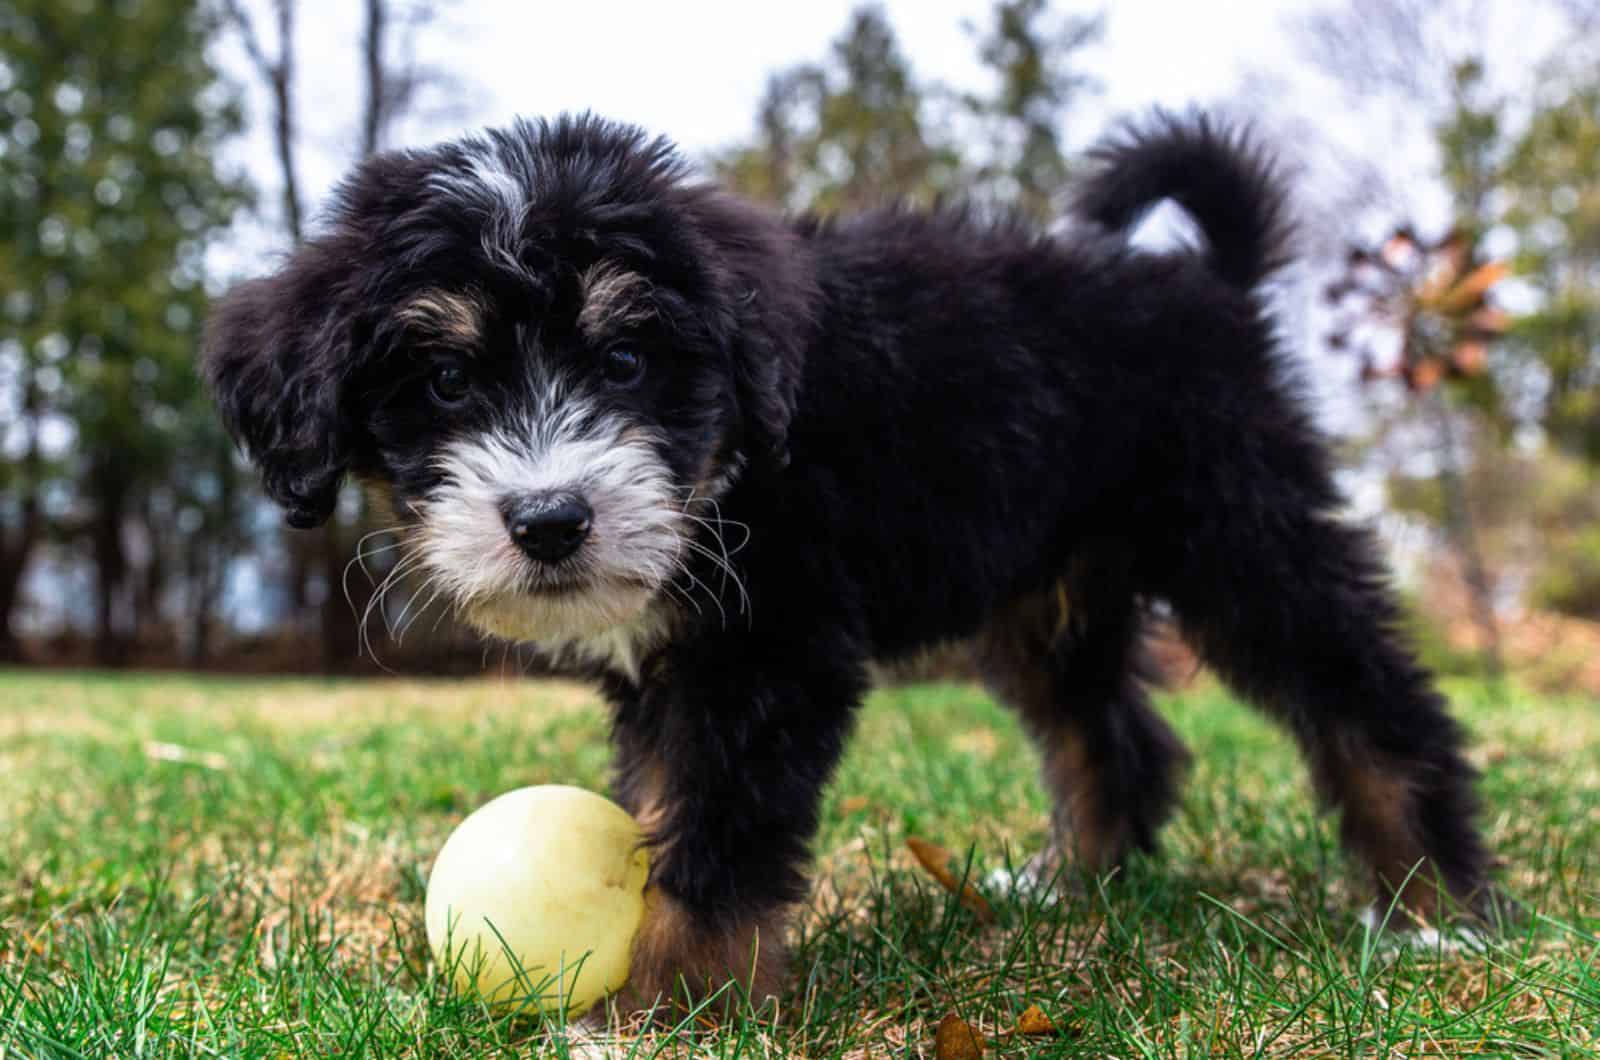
left=429, top=365, right=472, bottom=405
left=602, top=347, right=645, bottom=388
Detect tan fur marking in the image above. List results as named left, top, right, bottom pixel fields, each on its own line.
left=396, top=290, right=483, bottom=345
left=977, top=588, right=1124, bottom=871
left=1039, top=725, right=1123, bottom=868
left=1331, top=754, right=1439, bottom=919
left=606, top=748, right=787, bottom=1021
left=579, top=263, right=655, bottom=339
left=361, top=479, right=396, bottom=518
left=611, top=890, right=787, bottom=1018
left=628, top=755, right=680, bottom=864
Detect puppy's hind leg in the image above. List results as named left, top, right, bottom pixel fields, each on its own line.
left=1162, top=492, right=1490, bottom=922
left=978, top=553, right=1191, bottom=890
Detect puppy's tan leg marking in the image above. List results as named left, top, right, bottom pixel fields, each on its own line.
left=615, top=747, right=683, bottom=868
left=979, top=588, right=1124, bottom=872
left=1036, top=722, right=1125, bottom=870
left=979, top=576, right=1191, bottom=891
left=611, top=890, right=788, bottom=1020
left=606, top=745, right=788, bottom=1020
left=1317, top=743, right=1445, bottom=921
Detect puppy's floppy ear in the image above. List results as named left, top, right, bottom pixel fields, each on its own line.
left=205, top=148, right=447, bottom=526
left=203, top=239, right=358, bottom=529
left=686, top=191, right=818, bottom=471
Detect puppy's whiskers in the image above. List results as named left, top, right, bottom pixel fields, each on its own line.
left=656, top=533, right=707, bottom=621
left=342, top=524, right=410, bottom=618
left=358, top=548, right=425, bottom=670
left=668, top=489, right=752, bottom=626
left=682, top=538, right=751, bottom=624
left=676, top=488, right=752, bottom=554
left=395, top=576, right=446, bottom=645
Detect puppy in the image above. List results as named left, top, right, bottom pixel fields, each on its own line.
left=204, top=111, right=1489, bottom=1012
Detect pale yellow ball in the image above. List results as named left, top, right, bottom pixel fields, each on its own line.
left=424, top=785, right=650, bottom=1016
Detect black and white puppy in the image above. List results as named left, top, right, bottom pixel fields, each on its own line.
left=205, top=112, right=1489, bottom=1011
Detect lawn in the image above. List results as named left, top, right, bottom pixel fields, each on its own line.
left=1, top=669, right=1598, bottom=1057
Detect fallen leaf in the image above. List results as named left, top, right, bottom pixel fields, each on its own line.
left=1016, top=1003, right=1056, bottom=1036
left=838, top=795, right=870, bottom=814
left=935, top=1013, right=985, bottom=1059
left=907, top=837, right=994, bottom=923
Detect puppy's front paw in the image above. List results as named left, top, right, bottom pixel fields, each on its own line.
left=609, top=890, right=787, bottom=1023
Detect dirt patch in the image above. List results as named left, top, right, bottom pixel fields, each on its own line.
left=244, top=835, right=426, bottom=974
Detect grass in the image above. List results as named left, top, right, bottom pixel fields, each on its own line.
left=1, top=669, right=1598, bottom=1057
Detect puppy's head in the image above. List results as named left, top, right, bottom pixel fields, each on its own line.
left=205, top=115, right=815, bottom=641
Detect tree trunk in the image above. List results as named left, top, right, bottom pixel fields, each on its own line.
left=135, top=493, right=167, bottom=648
left=270, top=0, right=304, bottom=243
left=0, top=531, right=35, bottom=662
left=319, top=509, right=362, bottom=670
left=0, top=368, right=45, bottom=663
left=362, top=0, right=387, bottom=157
left=1430, top=390, right=1503, bottom=682
left=89, top=459, right=132, bottom=667
left=191, top=438, right=240, bottom=666
left=186, top=539, right=209, bottom=667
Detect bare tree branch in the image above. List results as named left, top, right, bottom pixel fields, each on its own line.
left=1294, top=0, right=1497, bottom=110
left=221, top=0, right=303, bottom=239
left=220, top=0, right=271, bottom=72
left=361, top=0, right=386, bottom=158
left=360, top=0, right=463, bottom=158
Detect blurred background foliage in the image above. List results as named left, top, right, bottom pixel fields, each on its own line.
left=0, top=0, right=1596, bottom=690
left=0, top=0, right=246, bottom=665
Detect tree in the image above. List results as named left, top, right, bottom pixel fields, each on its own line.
left=1296, top=0, right=1493, bottom=115
left=1500, top=64, right=1600, bottom=465
left=0, top=0, right=245, bottom=662
left=716, top=1, right=1100, bottom=217
left=1312, top=58, right=1517, bottom=677
left=959, top=0, right=1102, bottom=218
left=224, top=0, right=302, bottom=239
left=0, top=334, right=43, bottom=661
left=716, top=5, right=959, bottom=212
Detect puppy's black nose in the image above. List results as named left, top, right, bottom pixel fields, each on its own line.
left=502, top=493, right=593, bottom=563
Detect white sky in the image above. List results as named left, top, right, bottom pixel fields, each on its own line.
left=219, top=0, right=1336, bottom=247
left=441, top=0, right=1301, bottom=148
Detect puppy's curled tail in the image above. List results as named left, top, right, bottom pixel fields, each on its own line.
left=1073, top=110, right=1293, bottom=292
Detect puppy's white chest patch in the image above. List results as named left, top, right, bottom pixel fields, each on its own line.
left=551, top=600, right=680, bottom=683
